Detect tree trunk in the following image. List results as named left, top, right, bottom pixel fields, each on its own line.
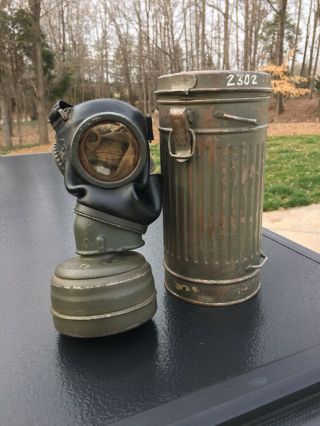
left=217, top=12, right=222, bottom=69
left=307, top=0, right=319, bottom=76
left=0, top=94, right=12, bottom=149
left=301, top=0, right=313, bottom=76
left=276, top=0, right=288, bottom=115
left=276, top=0, right=287, bottom=66
left=28, top=0, right=49, bottom=145
left=251, top=0, right=265, bottom=70
left=195, top=0, right=200, bottom=69
left=182, top=0, right=189, bottom=69
left=135, top=0, right=146, bottom=113
left=8, top=102, right=13, bottom=137
left=243, top=0, right=249, bottom=70
left=189, top=5, right=195, bottom=69
left=200, top=0, right=206, bottom=68
left=223, top=0, right=230, bottom=69
left=291, top=0, right=302, bottom=75
left=312, top=32, right=320, bottom=76
left=236, top=0, right=240, bottom=69
left=17, top=102, right=23, bottom=147
left=145, top=0, right=153, bottom=113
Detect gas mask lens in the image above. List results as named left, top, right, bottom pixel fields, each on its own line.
left=78, top=121, right=140, bottom=183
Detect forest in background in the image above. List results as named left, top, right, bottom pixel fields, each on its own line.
left=1, top=0, right=320, bottom=147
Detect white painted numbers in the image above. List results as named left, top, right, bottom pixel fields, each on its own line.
left=226, top=73, right=258, bottom=87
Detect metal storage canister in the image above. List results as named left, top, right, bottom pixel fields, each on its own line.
left=155, top=71, right=272, bottom=306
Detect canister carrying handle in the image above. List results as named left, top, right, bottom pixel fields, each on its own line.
left=246, top=253, right=268, bottom=271
left=215, top=111, right=258, bottom=125
left=168, top=128, right=196, bottom=161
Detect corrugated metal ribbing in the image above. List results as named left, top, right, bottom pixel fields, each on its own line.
left=202, top=141, right=209, bottom=265
left=212, top=140, right=220, bottom=267
left=162, top=136, right=265, bottom=279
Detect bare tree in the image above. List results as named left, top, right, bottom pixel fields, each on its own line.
left=223, top=0, right=230, bottom=69
left=290, top=0, right=302, bottom=74
left=28, top=0, right=49, bottom=145
left=301, top=0, right=313, bottom=76
left=200, top=0, right=207, bottom=68
left=266, top=0, right=288, bottom=114
left=243, top=0, right=250, bottom=69
left=0, top=85, right=12, bottom=149
left=0, top=7, right=12, bottom=148
left=307, top=0, right=320, bottom=76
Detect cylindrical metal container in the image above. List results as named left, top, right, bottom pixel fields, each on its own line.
left=156, top=71, right=272, bottom=306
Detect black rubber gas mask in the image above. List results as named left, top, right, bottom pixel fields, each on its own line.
left=48, top=99, right=162, bottom=338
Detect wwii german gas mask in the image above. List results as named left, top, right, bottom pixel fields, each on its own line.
left=49, top=99, right=162, bottom=337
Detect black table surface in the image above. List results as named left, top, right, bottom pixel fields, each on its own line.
left=1, top=153, right=320, bottom=426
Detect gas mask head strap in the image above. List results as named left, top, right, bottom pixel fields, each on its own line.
left=49, top=100, right=73, bottom=127
left=145, top=115, right=153, bottom=142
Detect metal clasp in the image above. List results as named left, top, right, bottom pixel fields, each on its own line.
left=246, top=252, right=268, bottom=272
left=58, top=107, right=71, bottom=121
left=168, top=107, right=196, bottom=162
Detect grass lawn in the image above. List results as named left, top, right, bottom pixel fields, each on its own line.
left=150, top=135, right=320, bottom=211
left=264, top=135, right=320, bottom=211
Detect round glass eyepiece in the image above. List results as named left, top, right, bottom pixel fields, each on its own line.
left=77, top=121, right=141, bottom=184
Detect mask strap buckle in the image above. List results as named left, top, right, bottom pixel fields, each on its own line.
left=48, top=100, right=73, bottom=126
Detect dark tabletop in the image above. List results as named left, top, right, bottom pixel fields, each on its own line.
left=1, top=153, right=320, bottom=426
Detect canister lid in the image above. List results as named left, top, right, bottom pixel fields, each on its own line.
left=156, top=70, right=272, bottom=94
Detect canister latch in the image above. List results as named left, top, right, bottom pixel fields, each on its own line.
left=168, top=107, right=195, bottom=162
